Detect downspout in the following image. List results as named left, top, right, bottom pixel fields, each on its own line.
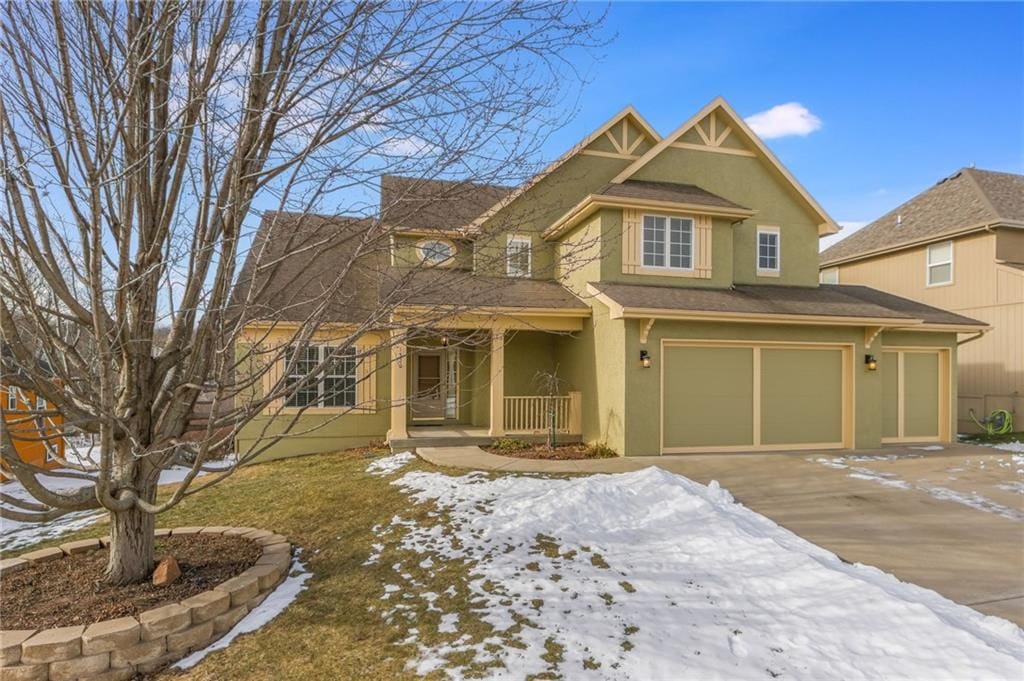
left=957, top=329, right=989, bottom=346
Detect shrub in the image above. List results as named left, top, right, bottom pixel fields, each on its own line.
left=586, top=442, right=618, bottom=458
left=491, top=438, right=531, bottom=453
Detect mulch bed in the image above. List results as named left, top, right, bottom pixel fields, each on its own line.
left=486, top=443, right=610, bottom=460
left=1, top=534, right=261, bottom=630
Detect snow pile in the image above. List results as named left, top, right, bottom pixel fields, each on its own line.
left=367, top=451, right=416, bottom=476
left=387, top=467, right=1023, bottom=680
left=175, top=552, right=312, bottom=669
left=1, top=466, right=221, bottom=551
left=991, top=441, right=1024, bottom=454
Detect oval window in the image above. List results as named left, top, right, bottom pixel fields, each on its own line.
left=420, top=240, right=454, bottom=264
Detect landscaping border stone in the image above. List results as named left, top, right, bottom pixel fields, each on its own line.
left=0, top=527, right=292, bottom=680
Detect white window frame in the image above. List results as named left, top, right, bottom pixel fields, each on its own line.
left=756, top=226, right=781, bottom=276
left=6, top=388, right=19, bottom=411
left=416, top=238, right=456, bottom=267
left=36, top=394, right=47, bottom=410
left=641, top=214, right=695, bottom=271
left=284, top=344, right=359, bottom=409
left=820, top=267, right=839, bottom=284
left=506, top=234, right=532, bottom=278
left=926, top=240, right=954, bottom=287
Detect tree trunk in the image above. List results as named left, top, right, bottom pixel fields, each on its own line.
left=104, top=505, right=156, bottom=585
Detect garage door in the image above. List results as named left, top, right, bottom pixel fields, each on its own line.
left=882, top=348, right=949, bottom=443
left=662, top=342, right=850, bottom=453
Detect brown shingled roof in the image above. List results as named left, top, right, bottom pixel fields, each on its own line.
left=234, top=212, right=588, bottom=326
left=234, top=212, right=388, bottom=324
left=820, top=168, right=1024, bottom=266
left=381, top=267, right=588, bottom=311
left=380, top=175, right=511, bottom=234
left=590, top=281, right=986, bottom=327
left=594, top=180, right=750, bottom=211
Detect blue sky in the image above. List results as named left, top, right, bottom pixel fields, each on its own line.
left=547, top=2, right=1024, bottom=250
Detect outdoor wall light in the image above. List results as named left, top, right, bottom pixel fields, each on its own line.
left=440, top=332, right=449, bottom=347
left=864, top=354, right=878, bottom=371
left=640, top=349, right=652, bottom=369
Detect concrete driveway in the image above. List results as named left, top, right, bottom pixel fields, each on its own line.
left=418, top=442, right=1024, bottom=626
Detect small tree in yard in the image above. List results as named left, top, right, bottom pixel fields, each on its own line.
left=533, top=367, right=567, bottom=449
left=0, top=1, right=603, bottom=584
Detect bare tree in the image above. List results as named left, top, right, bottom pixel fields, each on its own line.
left=0, top=0, right=603, bottom=583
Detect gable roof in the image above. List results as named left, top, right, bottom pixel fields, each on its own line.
left=609, top=96, right=839, bottom=237
left=464, top=106, right=660, bottom=232
left=594, top=179, right=750, bottom=210
left=543, top=179, right=754, bottom=240
left=380, top=175, right=511, bottom=235
left=820, top=168, right=1024, bottom=266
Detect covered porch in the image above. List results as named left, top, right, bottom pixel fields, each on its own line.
left=385, top=310, right=587, bottom=449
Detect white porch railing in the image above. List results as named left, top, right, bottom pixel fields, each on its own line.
left=504, top=391, right=581, bottom=435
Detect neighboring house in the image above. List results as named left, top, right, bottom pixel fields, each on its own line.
left=819, top=168, right=1024, bottom=433
left=236, top=97, right=986, bottom=459
left=1, top=385, right=64, bottom=477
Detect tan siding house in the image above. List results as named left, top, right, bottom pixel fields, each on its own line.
left=820, top=169, right=1024, bottom=432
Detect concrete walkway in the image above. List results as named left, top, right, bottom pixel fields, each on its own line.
left=417, top=443, right=1024, bottom=626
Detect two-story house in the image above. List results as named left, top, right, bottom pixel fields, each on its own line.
left=820, top=168, right=1023, bottom=433
left=235, top=97, right=987, bottom=458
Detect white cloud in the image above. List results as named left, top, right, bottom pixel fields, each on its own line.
left=820, top=221, right=868, bottom=252
left=745, top=102, right=822, bottom=139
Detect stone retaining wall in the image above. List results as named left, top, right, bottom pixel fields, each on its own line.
left=0, top=527, right=292, bottom=681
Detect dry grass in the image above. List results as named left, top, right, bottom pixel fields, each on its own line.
left=8, top=450, right=496, bottom=680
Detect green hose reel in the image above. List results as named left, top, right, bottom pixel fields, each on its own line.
left=969, top=408, right=1014, bottom=436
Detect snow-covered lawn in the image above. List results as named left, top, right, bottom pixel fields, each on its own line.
left=1, top=465, right=221, bottom=552
left=370, top=454, right=1023, bottom=680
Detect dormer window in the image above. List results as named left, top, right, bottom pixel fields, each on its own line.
left=507, top=235, right=532, bottom=278
left=756, top=226, right=780, bottom=276
left=417, top=239, right=455, bottom=266
left=642, top=215, right=693, bottom=270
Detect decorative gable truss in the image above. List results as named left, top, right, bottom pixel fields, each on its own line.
left=611, top=97, right=839, bottom=236
left=581, top=117, right=654, bottom=161
left=673, top=110, right=755, bottom=158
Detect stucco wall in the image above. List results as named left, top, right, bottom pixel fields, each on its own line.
left=629, top=147, right=823, bottom=287
left=554, top=301, right=626, bottom=453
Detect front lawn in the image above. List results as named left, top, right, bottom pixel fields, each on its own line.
left=10, top=451, right=470, bottom=681
left=8, top=450, right=1022, bottom=680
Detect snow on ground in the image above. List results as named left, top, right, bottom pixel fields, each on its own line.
left=175, top=552, right=312, bottom=669
left=1, top=464, right=225, bottom=552
left=991, top=441, right=1024, bottom=454
left=367, top=451, right=417, bottom=476
left=378, top=465, right=1023, bottom=680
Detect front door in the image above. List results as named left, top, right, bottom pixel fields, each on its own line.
left=411, top=351, right=445, bottom=421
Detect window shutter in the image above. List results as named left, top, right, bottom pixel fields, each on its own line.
left=621, top=208, right=641, bottom=274
left=694, top=215, right=712, bottom=278
left=355, top=345, right=377, bottom=412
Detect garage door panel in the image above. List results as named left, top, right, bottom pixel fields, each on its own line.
left=663, top=346, right=753, bottom=448
left=761, top=348, right=843, bottom=445
left=904, top=352, right=940, bottom=438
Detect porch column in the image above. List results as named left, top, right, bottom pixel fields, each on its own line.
left=488, top=327, right=505, bottom=437
left=387, top=330, right=408, bottom=441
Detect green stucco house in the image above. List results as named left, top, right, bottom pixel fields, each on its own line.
left=236, top=97, right=987, bottom=458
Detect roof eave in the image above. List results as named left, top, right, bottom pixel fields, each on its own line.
left=819, top=221, right=1009, bottom=268
left=543, top=194, right=756, bottom=241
